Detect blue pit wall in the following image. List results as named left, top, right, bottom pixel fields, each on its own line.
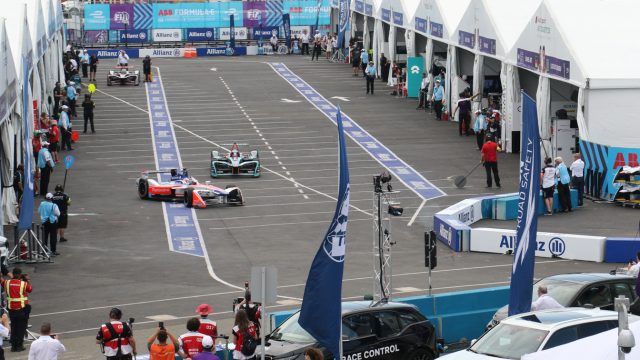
left=269, top=286, right=509, bottom=345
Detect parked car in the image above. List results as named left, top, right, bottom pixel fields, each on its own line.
left=264, top=301, right=440, bottom=360
left=487, top=273, right=637, bottom=330
left=442, top=308, right=639, bottom=359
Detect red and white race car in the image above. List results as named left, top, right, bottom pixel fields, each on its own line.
left=136, top=168, right=244, bottom=208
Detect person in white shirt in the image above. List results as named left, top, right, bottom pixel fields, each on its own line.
left=416, top=72, right=430, bottom=110
left=541, top=157, right=556, bottom=215
left=313, top=29, right=321, bottom=41
left=0, top=313, right=9, bottom=358
left=570, top=152, right=585, bottom=206
left=270, top=34, right=278, bottom=52
left=627, top=252, right=640, bottom=277
left=531, top=285, right=564, bottom=311
left=28, top=322, right=66, bottom=360
left=118, top=50, right=129, bottom=68
left=301, top=30, right=310, bottom=55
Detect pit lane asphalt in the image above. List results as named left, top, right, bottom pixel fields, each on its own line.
left=21, top=55, right=619, bottom=353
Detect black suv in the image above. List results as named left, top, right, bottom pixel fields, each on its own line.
left=487, top=272, right=637, bottom=329
left=265, top=301, right=439, bottom=360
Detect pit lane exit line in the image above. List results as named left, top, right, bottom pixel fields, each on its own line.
left=269, top=63, right=446, bottom=201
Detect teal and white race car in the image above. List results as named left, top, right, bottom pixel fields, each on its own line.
left=211, top=143, right=260, bottom=178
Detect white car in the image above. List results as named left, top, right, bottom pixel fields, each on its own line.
left=441, top=308, right=639, bottom=359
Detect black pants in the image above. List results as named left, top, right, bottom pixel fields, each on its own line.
left=8, top=306, right=30, bottom=350
left=68, top=98, right=77, bottom=117
left=484, top=162, right=500, bottom=187
left=84, top=113, right=95, bottom=133
left=43, top=221, right=58, bottom=252
left=361, top=63, right=367, bottom=76
left=312, top=46, right=321, bottom=61
left=381, top=68, right=389, bottom=82
left=418, top=90, right=428, bottom=109
left=82, top=63, right=88, bottom=77
left=476, top=130, right=485, bottom=149
left=434, top=100, right=443, bottom=119
left=459, top=112, right=470, bottom=135
left=302, top=43, right=309, bottom=55
left=366, top=76, right=375, bottom=94
left=557, top=182, right=572, bottom=211
left=39, top=165, right=52, bottom=196
left=572, top=176, right=584, bottom=205
left=61, top=128, right=72, bottom=150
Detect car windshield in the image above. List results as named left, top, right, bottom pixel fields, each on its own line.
left=470, top=323, right=548, bottom=359
left=269, top=312, right=316, bottom=343
left=531, top=279, right=583, bottom=305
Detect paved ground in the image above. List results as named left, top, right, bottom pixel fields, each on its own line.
left=4, top=54, right=634, bottom=358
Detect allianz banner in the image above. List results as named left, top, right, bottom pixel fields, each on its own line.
left=186, top=28, right=215, bottom=41
left=87, top=48, right=140, bottom=59
left=196, top=47, right=247, bottom=56
left=153, top=29, right=183, bottom=42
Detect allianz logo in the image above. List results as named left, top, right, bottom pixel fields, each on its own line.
left=206, top=48, right=225, bottom=55
left=152, top=49, right=179, bottom=56
left=97, top=50, right=119, bottom=57
left=439, top=223, right=451, bottom=244
left=189, top=31, right=212, bottom=38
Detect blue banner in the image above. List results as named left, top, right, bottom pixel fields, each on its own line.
left=252, top=26, right=279, bottom=39
left=282, top=14, right=291, bottom=49
left=196, top=47, right=247, bottom=56
left=84, top=4, right=110, bottom=30
left=119, top=29, right=149, bottom=43
left=336, top=0, right=349, bottom=49
left=18, top=56, right=34, bottom=231
left=284, top=0, right=330, bottom=26
left=508, top=92, right=541, bottom=316
left=229, top=14, right=235, bottom=49
left=152, top=3, right=244, bottom=29
left=185, top=28, right=215, bottom=41
left=299, top=106, right=350, bottom=358
left=314, top=0, right=323, bottom=30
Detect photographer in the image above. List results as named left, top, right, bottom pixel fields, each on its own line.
left=2, top=267, right=32, bottom=352
left=28, top=322, right=66, bottom=360
left=96, top=308, right=137, bottom=360
left=147, top=326, right=178, bottom=360
left=234, top=290, right=261, bottom=336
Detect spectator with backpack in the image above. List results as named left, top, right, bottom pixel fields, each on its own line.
left=234, top=291, right=261, bottom=337
left=96, top=308, right=137, bottom=360
left=179, top=318, right=213, bottom=360
left=232, top=310, right=257, bottom=360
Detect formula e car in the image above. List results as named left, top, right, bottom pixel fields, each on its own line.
left=136, top=168, right=244, bottom=208
left=211, top=143, right=260, bottom=178
left=107, top=66, right=140, bottom=86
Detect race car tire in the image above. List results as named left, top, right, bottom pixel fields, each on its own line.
left=408, top=348, right=434, bottom=360
left=135, top=79, right=140, bottom=86
left=226, top=185, right=244, bottom=205
left=138, top=180, right=149, bottom=199
left=184, top=188, right=194, bottom=208
left=107, top=78, right=112, bottom=86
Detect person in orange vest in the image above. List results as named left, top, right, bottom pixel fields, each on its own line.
left=96, top=308, right=137, bottom=360
left=196, top=304, right=218, bottom=338
left=2, top=267, right=32, bottom=352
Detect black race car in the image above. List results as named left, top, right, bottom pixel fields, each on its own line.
left=265, top=301, right=439, bottom=360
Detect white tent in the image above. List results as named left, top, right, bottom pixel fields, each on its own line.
left=401, top=0, right=419, bottom=57
left=439, top=0, right=469, bottom=113
left=522, top=320, right=640, bottom=359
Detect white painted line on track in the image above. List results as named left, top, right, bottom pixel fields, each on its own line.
left=407, top=199, right=427, bottom=227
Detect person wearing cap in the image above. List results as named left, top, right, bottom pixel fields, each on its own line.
left=97, top=308, right=137, bottom=360
left=473, top=109, right=488, bottom=150
left=38, top=141, right=55, bottom=196
left=481, top=134, right=501, bottom=189
left=52, top=185, right=71, bottom=243
left=80, top=49, right=90, bottom=78
left=555, top=157, right=572, bottom=213
left=82, top=93, right=96, bottom=134
left=431, top=79, right=444, bottom=120
left=179, top=318, right=213, bottom=360
left=365, top=60, right=376, bottom=95
left=65, top=80, right=77, bottom=118
left=59, top=105, right=73, bottom=151
left=39, top=192, right=60, bottom=255
left=192, top=336, right=220, bottom=360
left=196, top=304, right=218, bottom=339
left=48, top=119, right=60, bottom=163
left=147, top=326, right=179, bottom=360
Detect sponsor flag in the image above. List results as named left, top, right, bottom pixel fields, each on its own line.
left=282, top=14, right=291, bottom=49
left=229, top=14, right=236, bottom=49
left=336, top=0, right=349, bottom=49
left=18, top=54, right=34, bottom=230
left=299, top=106, right=350, bottom=358
left=508, top=92, right=541, bottom=316
left=314, top=0, right=323, bottom=32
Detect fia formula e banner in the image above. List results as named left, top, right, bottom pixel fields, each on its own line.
left=152, top=3, right=244, bottom=29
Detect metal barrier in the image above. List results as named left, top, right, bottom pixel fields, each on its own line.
left=7, top=224, right=53, bottom=264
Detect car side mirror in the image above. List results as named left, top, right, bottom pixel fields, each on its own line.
left=470, top=339, right=477, bottom=346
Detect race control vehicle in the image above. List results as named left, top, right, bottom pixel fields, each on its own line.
left=107, top=66, right=140, bottom=86
left=211, top=143, right=260, bottom=178
left=136, top=168, right=244, bottom=208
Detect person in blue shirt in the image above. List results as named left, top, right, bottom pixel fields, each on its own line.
left=360, top=49, right=369, bottom=77
left=555, top=157, right=572, bottom=212
left=431, top=79, right=444, bottom=120
left=38, top=193, right=60, bottom=256
left=59, top=105, right=73, bottom=151
left=38, top=141, right=55, bottom=196
left=66, top=80, right=77, bottom=117
left=473, top=109, right=488, bottom=150
left=365, top=61, right=376, bottom=95
left=80, top=49, right=90, bottom=78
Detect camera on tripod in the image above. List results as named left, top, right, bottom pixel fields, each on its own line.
left=373, top=171, right=403, bottom=216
